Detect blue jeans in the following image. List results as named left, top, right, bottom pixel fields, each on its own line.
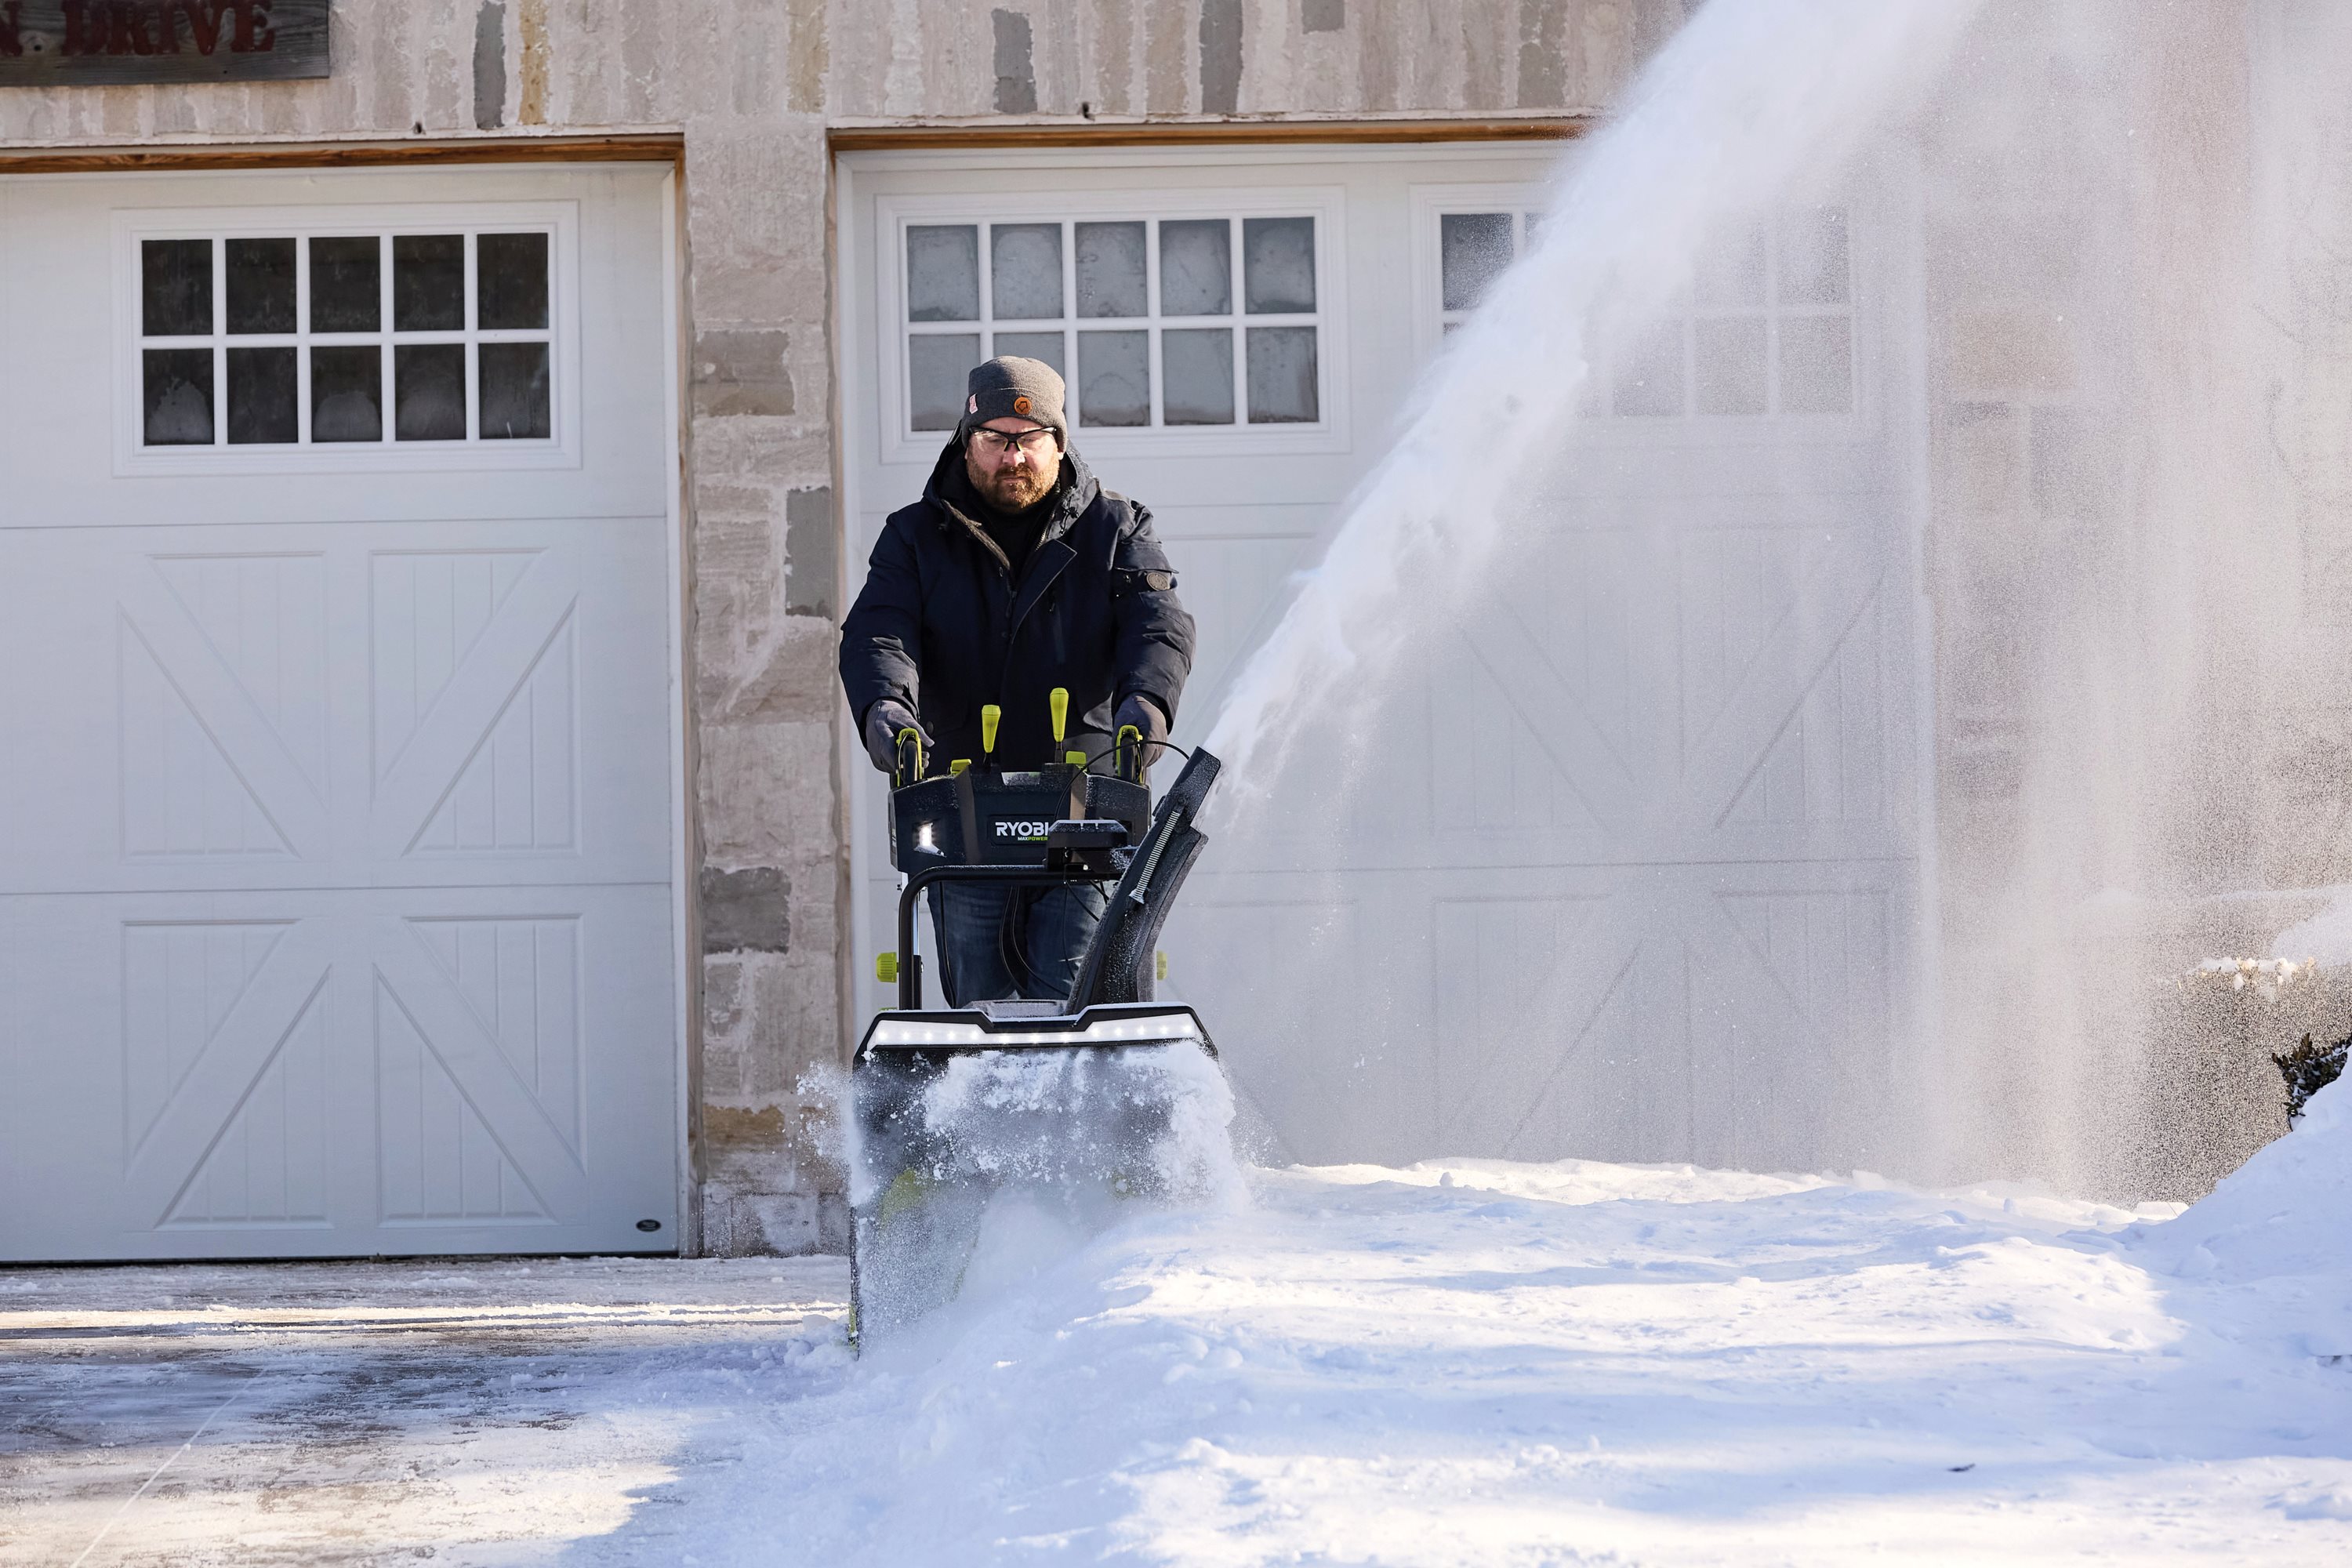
left=930, top=880, right=1109, bottom=1005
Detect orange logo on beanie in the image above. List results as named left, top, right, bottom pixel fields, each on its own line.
left=1013, top=394, right=1033, bottom=416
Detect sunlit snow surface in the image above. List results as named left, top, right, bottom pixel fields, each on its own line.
left=616, top=1083, right=2352, bottom=1566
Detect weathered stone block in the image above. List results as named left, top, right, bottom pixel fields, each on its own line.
left=785, top=485, right=837, bottom=619
left=699, top=719, right=835, bottom=864
left=693, top=328, right=795, bottom=418
left=700, top=865, right=791, bottom=953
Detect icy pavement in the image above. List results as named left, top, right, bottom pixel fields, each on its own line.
left=0, top=1256, right=848, bottom=1566
left=8, top=1095, right=2352, bottom=1566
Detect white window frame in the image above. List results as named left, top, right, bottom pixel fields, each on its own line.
left=876, top=187, right=1349, bottom=463
left=1410, top=180, right=1874, bottom=445
left=111, top=200, right=583, bottom=477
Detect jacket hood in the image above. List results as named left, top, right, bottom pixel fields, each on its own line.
left=921, top=436, right=1101, bottom=544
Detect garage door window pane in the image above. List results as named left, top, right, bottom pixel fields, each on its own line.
left=396, top=343, right=469, bottom=441
left=910, top=333, right=982, bottom=430
left=991, top=331, right=1065, bottom=376
left=477, top=233, right=550, bottom=330
left=1693, top=228, right=1767, bottom=309
left=310, top=346, right=383, bottom=442
left=480, top=342, right=553, bottom=439
left=991, top=223, right=1063, bottom=321
left=1078, top=330, right=1150, bottom=426
left=1778, top=316, right=1853, bottom=415
left=1694, top=316, right=1767, bottom=416
left=1245, top=326, right=1318, bottom=423
left=908, top=226, right=980, bottom=323
left=1076, top=223, right=1148, bottom=318
left=1780, top=207, right=1850, bottom=307
left=394, top=234, right=466, bottom=332
left=1612, top=320, right=1684, bottom=416
left=1440, top=212, right=1513, bottom=313
left=310, top=238, right=381, bottom=332
left=1243, top=217, right=1316, bottom=314
left=142, top=239, right=212, bottom=337
left=1160, top=220, right=1232, bottom=317
left=1163, top=328, right=1235, bottom=425
left=226, top=238, right=296, bottom=335
left=143, top=348, right=214, bottom=445
left=226, top=347, right=299, bottom=445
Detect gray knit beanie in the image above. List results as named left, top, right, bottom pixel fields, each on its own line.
left=960, top=355, right=1068, bottom=443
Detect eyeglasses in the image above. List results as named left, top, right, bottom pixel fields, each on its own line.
left=970, top=426, right=1059, bottom=459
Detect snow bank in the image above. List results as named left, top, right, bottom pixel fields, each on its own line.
left=2130, top=1078, right=2352, bottom=1363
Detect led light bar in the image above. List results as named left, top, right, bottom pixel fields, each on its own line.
left=861, top=1006, right=1206, bottom=1051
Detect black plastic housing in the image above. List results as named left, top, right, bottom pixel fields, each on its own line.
left=888, top=762, right=1149, bottom=870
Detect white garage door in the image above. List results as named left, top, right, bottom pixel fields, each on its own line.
left=0, top=165, right=684, bottom=1261
left=837, top=147, right=1927, bottom=1173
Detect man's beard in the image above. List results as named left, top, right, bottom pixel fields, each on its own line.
left=968, top=457, right=1057, bottom=511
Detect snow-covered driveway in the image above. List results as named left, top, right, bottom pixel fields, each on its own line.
left=7, top=1110, right=2350, bottom=1565
left=676, top=1156, right=2352, bottom=1566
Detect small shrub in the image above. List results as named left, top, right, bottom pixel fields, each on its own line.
left=2273, top=1031, right=2350, bottom=1125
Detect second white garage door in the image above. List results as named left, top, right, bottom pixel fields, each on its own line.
left=837, top=144, right=1930, bottom=1174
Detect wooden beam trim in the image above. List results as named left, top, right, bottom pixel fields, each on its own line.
left=0, top=133, right=685, bottom=176
left=829, top=116, right=1592, bottom=153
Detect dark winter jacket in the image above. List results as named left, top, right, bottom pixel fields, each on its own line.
left=839, top=441, right=1196, bottom=775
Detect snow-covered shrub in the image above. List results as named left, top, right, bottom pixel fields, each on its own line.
left=2274, top=1030, right=2350, bottom=1125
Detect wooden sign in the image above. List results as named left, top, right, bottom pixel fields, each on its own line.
left=0, top=2, right=329, bottom=85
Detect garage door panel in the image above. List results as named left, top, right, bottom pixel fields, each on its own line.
left=1158, top=529, right=1317, bottom=742
left=119, top=561, right=332, bottom=859
left=371, top=546, right=584, bottom=859
left=1, top=887, right=671, bottom=1261
left=372, top=926, right=589, bottom=1226
left=148, top=955, right=336, bottom=1232
left=0, top=519, right=668, bottom=894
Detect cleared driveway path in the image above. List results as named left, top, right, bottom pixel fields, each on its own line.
left=0, top=1256, right=849, bottom=1566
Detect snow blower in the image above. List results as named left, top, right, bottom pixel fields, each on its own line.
left=848, top=691, right=1226, bottom=1342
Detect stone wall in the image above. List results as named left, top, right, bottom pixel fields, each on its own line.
left=0, top=0, right=1674, bottom=1252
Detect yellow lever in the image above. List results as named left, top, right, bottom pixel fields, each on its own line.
left=876, top=952, right=898, bottom=984
left=980, top=704, right=1001, bottom=757
left=1049, top=687, right=1069, bottom=746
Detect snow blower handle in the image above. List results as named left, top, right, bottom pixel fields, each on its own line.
left=892, top=726, right=926, bottom=789
left=1115, top=723, right=1145, bottom=784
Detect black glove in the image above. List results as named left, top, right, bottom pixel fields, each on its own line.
left=862, top=699, right=927, bottom=778
left=1112, top=693, right=1171, bottom=778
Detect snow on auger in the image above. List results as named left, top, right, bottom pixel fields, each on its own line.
left=848, top=693, right=1229, bottom=1342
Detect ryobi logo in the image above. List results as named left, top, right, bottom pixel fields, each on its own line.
left=994, top=819, right=1053, bottom=841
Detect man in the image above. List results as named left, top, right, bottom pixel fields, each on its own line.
left=839, top=356, right=1195, bottom=1004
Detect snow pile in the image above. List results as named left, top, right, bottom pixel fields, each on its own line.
left=604, top=1152, right=2352, bottom=1565
left=2131, top=1078, right=2352, bottom=1359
